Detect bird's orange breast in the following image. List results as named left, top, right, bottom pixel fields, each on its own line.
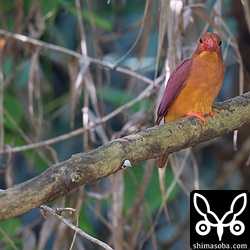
left=164, top=51, right=225, bottom=123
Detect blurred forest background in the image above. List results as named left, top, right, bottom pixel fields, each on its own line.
left=0, top=0, right=249, bottom=249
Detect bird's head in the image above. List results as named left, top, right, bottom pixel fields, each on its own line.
left=195, top=32, right=223, bottom=56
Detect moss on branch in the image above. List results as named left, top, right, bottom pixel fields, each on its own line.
left=0, top=92, right=249, bottom=221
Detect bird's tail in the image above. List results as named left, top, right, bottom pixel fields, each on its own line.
left=157, top=153, right=169, bottom=168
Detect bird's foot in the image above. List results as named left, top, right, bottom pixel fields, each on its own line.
left=186, top=111, right=208, bottom=124
left=209, top=110, right=215, bottom=119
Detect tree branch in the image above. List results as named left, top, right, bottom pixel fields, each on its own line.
left=0, top=92, right=250, bottom=221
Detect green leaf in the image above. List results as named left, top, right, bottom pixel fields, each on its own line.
left=79, top=205, right=97, bottom=237
left=3, top=95, right=23, bottom=132
left=123, top=163, right=179, bottom=213
left=55, top=0, right=113, bottom=31
left=145, top=167, right=179, bottom=212
left=22, top=151, right=50, bottom=173
left=0, top=218, right=21, bottom=239
left=13, top=61, right=31, bottom=88
left=44, top=93, right=69, bottom=114
left=82, top=10, right=113, bottom=32
left=98, top=87, right=152, bottom=112
left=0, top=218, right=22, bottom=249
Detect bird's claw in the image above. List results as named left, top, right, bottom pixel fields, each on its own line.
left=209, top=111, right=215, bottom=119
left=186, top=111, right=208, bottom=124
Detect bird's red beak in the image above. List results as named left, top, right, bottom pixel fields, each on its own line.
left=202, top=38, right=219, bottom=52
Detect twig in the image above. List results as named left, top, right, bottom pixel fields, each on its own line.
left=113, top=0, right=150, bottom=67
left=241, top=0, right=250, bottom=34
left=0, top=29, right=153, bottom=86
left=0, top=74, right=163, bottom=154
left=0, top=39, right=6, bottom=151
left=75, top=0, right=87, bottom=56
left=40, top=205, right=113, bottom=250
left=215, top=136, right=250, bottom=189
left=0, top=227, right=19, bottom=250
left=0, top=92, right=249, bottom=221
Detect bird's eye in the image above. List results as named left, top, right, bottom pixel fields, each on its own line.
left=199, top=37, right=203, bottom=44
left=218, top=40, right=222, bottom=46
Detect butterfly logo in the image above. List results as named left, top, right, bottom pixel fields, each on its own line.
left=193, top=193, right=246, bottom=241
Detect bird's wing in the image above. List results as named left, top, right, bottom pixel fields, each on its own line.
left=156, top=57, right=193, bottom=124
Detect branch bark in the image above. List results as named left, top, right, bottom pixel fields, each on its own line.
left=0, top=92, right=250, bottom=221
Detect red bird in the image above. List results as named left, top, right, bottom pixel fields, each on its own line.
left=156, top=32, right=226, bottom=168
